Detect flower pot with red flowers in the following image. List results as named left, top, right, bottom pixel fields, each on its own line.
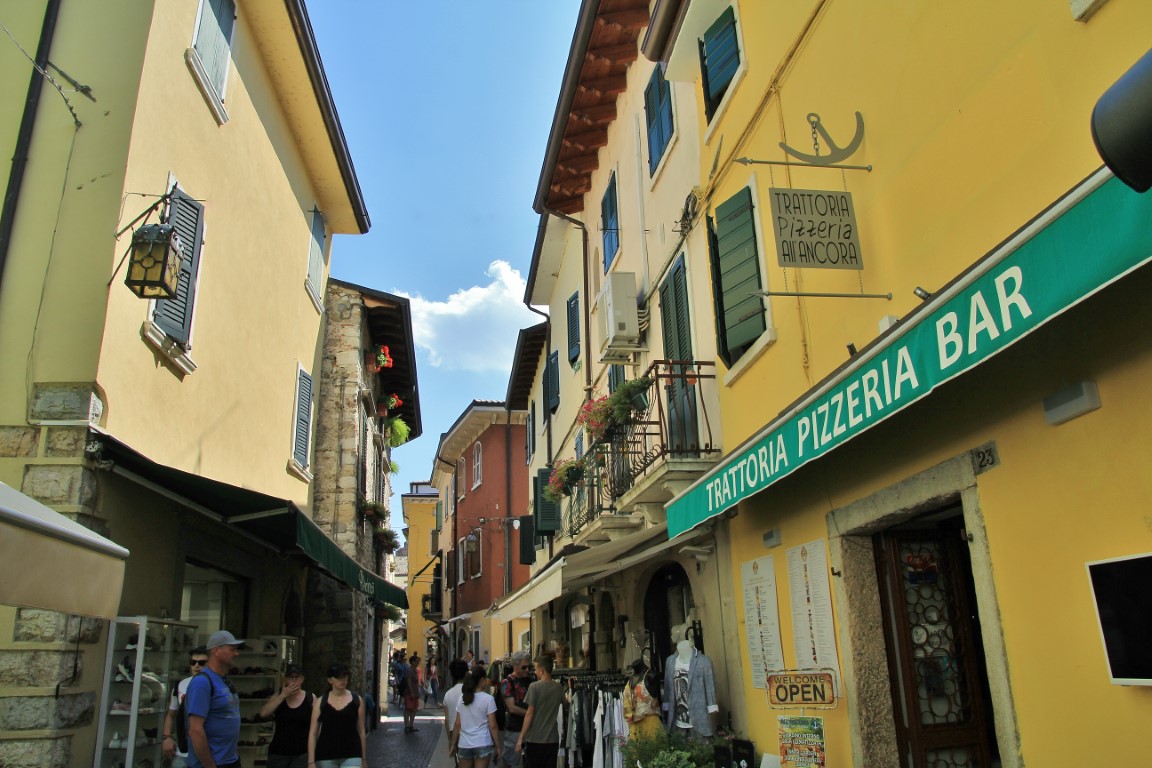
left=544, top=457, right=586, bottom=502
left=376, top=345, right=393, bottom=369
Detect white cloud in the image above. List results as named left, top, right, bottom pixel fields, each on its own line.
left=398, top=260, right=543, bottom=372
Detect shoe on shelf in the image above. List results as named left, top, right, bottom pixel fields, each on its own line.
left=125, top=634, right=139, bottom=650
left=110, top=700, right=131, bottom=712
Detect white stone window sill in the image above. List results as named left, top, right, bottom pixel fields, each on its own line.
left=722, top=326, right=778, bottom=387
left=286, top=458, right=313, bottom=483
left=185, top=48, right=229, bottom=126
left=143, top=321, right=198, bottom=374
left=305, top=278, right=324, bottom=314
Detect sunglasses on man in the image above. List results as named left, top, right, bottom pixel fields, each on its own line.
left=190, top=660, right=208, bottom=667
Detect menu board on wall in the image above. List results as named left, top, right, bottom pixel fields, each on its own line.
left=741, top=556, right=785, bottom=688
left=786, top=540, right=841, bottom=689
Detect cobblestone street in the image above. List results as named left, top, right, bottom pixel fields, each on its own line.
left=366, top=697, right=450, bottom=768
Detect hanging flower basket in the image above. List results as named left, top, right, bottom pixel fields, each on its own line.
left=375, top=526, right=400, bottom=554
left=361, top=500, right=381, bottom=520
left=576, top=396, right=612, bottom=443
left=545, top=457, right=585, bottom=502
left=607, top=376, right=653, bottom=423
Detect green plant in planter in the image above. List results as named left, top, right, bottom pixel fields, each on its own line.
left=381, top=416, right=410, bottom=447
left=379, top=603, right=402, bottom=621
left=544, top=457, right=585, bottom=502
left=607, top=376, right=654, bottom=423
left=389, top=460, right=400, bottom=474
left=375, top=526, right=400, bottom=554
left=645, top=750, right=695, bottom=768
left=621, top=727, right=716, bottom=768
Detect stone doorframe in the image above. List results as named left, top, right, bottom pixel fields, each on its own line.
left=826, top=449, right=1022, bottom=768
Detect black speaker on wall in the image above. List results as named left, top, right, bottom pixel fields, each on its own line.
left=1092, top=48, right=1152, bottom=193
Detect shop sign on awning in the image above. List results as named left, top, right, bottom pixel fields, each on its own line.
left=667, top=170, right=1152, bottom=538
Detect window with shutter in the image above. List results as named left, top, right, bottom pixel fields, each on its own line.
left=193, top=0, right=235, bottom=98
left=470, top=530, right=482, bottom=578
left=457, top=459, right=466, bottom=499
left=708, top=187, right=766, bottom=367
left=533, top=468, right=561, bottom=535
left=601, top=174, right=619, bottom=271
left=699, top=7, right=741, bottom=122
left=154, top=189, right=204, bottom=346
left=519, top=516, right=536, bottom=565
left=645, top=67, right=675, bottom=174
left=526, top=402, right=536, bottom=463
left=608, top=364, right=624, bottom=393
left=472, top=443, right=483, bottom=488
left=546, top=352, right=560, bottom=412
left=305, top=207, right=327, bottom=311
left=566, top=293, right=581, bottom=364
left=292, top=368, right=313, bottom=470
left=457, top=539, right=466, bottom=584
left=661, top=256, right=699, bottom=455
left=435, top=501, right=443, bottom=531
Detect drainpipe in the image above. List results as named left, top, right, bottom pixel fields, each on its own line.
left=0, top=0, right=63, bottom=297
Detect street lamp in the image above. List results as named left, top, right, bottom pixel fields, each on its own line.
left=125, top=223, right=183, bottom=299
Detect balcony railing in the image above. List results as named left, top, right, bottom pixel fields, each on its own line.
left=564, top=360, right=719, bottom=538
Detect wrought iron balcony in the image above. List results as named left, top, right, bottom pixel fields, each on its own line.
left=564, top=360, right=720, bottom=539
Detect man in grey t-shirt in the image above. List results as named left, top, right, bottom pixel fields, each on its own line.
left=516, top=656, right=565, bottom=768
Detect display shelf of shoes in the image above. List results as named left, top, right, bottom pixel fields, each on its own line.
left=93, top=616, right=197, bottom=768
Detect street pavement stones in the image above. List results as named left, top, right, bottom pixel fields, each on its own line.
left=366, top=698, right=452, bottom=768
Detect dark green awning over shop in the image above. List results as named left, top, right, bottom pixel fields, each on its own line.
left=94, top=434, right=407, bottom=609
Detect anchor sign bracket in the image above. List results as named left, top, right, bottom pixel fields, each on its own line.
left=779, top=111, right=865, bottom=167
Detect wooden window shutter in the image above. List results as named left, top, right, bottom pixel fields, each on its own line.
left=660, top=256, right=694, bottom=362
left=435, top=501, right=442, bottom=531
left=154, top=188, right=204, bottom=345
left=194, top=0, right=236, bottom=98
left=709, top=188, right=765, bottom=366
left=293, top=369, right=313, bottom=468
left=546, top=352, right=560, bottom=412
left=518, top=516, right=536, bottom=565
left=601, top=174, right=619, bottom=270
left=700, top=7, right=739, bottom=120
left=306, top=207, right=326, bottom=301
left=645, top=67, right=674, bottom=174
left=608, top=364, right=624, bottom=393
left=534, top=467, right=560, bottom=535
left=567, top=293, right=581, bottom=364
left=526, top=402, right=536, bottom=463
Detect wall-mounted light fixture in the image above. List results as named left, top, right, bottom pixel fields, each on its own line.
left=1092, top=48, right=1152, bottom=193
left=913, top=286, right=932, bottom=301
left=125, top=223, right=183, bottom=299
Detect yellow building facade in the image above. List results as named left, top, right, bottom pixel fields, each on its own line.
left=0, top=3, right=401, bottom=766
left=656, top=0, right=1152, bottom=765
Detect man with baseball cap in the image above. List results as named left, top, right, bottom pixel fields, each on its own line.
left=186, top=630, right=245, bottom=768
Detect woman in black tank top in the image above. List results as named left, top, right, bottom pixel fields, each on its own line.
left=308, top=662, right=366, bottom=768
left=258, top=664, right=312, bottom=768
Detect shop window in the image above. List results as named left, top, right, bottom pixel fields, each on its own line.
left=181, top=561, right=246, bottom=638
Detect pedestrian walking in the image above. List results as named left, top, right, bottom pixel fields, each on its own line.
left=308, top=662, right=366, bottom=768
left=186, top=630, right=245, bottom=768
left=257, top=663, right=312, bottom=768
left=498, top=651, right=535, bottom=768
left=425, top=657, right=440, bottom=707
left=403, top=653, right=422, bottom=732
left=162, top=645, right=209, bottom=767
left=449, top=669, right=501, bottom=768
left=443, top=658, right=470, bottom=739
left=515, top=656, right=564, bottom=768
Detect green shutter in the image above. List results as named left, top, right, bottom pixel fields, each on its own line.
left=710, top=188, right=765, bottom=365
left=601, top=174, right=619, bottom=270
left=661, top=255, right=693, bottom=362
left=154, top=189, right=203, bottom=345
left=567, top=293, right=581, bottom=363
left=519, top=516, right=536, bottom=565
left=534, top=468, right=561, bottom=535
left=306, top=208, right=326, bottom=300
left=435, top=501, right=442, bottom=531
left=700, top=7, right=739, bottom=120
left=293, top=369, right=313, bottom=468
left=645, top=67, right=675, bottom=174
left=608, top=364, right=624, bottom=393
left=546, top=352, right=560, bottom=412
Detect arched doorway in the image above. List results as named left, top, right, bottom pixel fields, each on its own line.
left=643, top=562, right=694, bottom=679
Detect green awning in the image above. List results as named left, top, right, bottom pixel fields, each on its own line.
left=96, top=434, right=407, bottom=609
left=294, top=511, right=407, bottom=607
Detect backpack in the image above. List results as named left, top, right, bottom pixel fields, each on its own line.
left=493, top=681, right=507, bottom=731
left=177, top=672, right=230, bottom=753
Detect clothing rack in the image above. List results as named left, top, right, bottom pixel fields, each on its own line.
left=553, top=668, right=630, bottom=691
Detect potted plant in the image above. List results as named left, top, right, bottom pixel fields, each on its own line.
left=380, top=416, right=410, bottom=447
left=607, top=376, right=653, bottom=422
left=376, top=344, right=393, bottom=369
left=375, top=526, right=400, bottom=554
left=544, top=457, right=585, bottom=502
left=360, top=499, right=381, bottom=520
left=576, top=395, right=612, bottom=442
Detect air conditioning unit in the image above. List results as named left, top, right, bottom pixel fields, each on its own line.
left=598, top=272, right=640, bottom=358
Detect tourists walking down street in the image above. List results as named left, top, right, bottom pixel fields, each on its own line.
left=402, top=653, right=423, bottom=733
left=516, top=656, right=564, bottom=768
left=257, top=663, right=312, bottom=768
left=425, top=657, right=440, bottom=707
left=443, top=658, right=470, bottom=739
left=308, top=662, right=366, bottom=768
left=449, top=669, right=501, bottom=768
left=498, top=651, right=535, bottom=768
left=162, top=645, right=209, bottom=768
left=186, top=631, right=245, bottom=768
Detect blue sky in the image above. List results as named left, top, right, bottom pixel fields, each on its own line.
left=305, top=2, right=582, bottom=535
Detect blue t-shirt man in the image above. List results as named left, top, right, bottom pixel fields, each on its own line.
left=185, top=632, right=243, bottom=768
